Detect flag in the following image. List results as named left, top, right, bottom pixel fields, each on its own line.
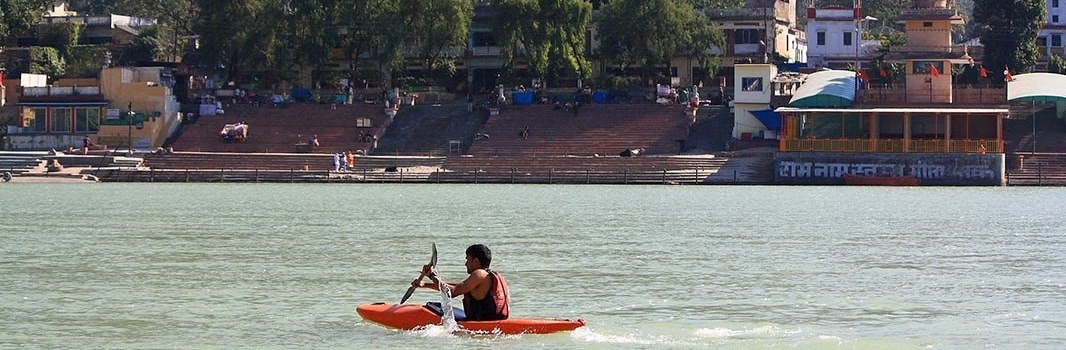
left=1004, top=67, right=1014, bottom=82
left=879, top=67, right=887, bottom=78
left=858, top=69, right=870, bottom=82
left=929, top=64, right=941, bottom=77
left=979, top=65, right=988, bottom=78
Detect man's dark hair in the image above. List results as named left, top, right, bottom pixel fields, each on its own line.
left=466, top=244, right=492, bottom=268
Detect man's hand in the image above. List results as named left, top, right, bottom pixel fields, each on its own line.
left=420, top=264, right=435, bottom=277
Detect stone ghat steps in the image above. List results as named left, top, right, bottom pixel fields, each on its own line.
left=0, top=156, right=46, bottom=175
left=171, top=104, right=389, bottom=154
left=1006, top=153, right=1066, bottom=185
left=469, top=104, right=692, bottom=156
left=141, top=152, right=445, bottom=172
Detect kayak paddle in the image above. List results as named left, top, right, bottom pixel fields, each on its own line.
left=400, top=243, right=437, bottom=304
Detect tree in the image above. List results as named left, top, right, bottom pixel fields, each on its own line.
left=0, top=0, right=53, bottom=46
left=973, top=0, right=1045, bottom=80
left=193, top=0, right=278, bottom=83
left=373, top=0, right=473, bottom=85
left=597, top=0, right=725, bottom=80
left=1049, top=53, right=1066, bottom=75
left=492, top=0, right=593, bottom=87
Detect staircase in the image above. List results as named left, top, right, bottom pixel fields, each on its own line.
left=1006, top=153, right=1066, bottom=186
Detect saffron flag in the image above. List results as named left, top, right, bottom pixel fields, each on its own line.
left=979, top=65, right=988, bottom=78
left=1004, top=67, right=1014, bottom=82
left=879, top=67, right=887, bottom=78
left=858, top=69, right=870, bottom=82
left=929, top=65, right=941, bottom=77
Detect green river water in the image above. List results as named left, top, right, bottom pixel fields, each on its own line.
left=0, top=184, right=1063, bottom=349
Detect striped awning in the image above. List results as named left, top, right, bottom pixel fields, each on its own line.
left=788, top=70, right=856, bottom=108
left=1008, top=73, right=1066, bottom=102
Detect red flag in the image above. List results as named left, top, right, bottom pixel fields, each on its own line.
left=929, top=65, right=941, bottom=77
left=979, top=65, right=988, bottom=78
left=879, top=67, right=887, bottom=78
left=1004, top=67, right=1014, bottom=82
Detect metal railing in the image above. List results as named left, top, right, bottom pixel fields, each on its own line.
left=94, top=167, right=713, bottom=185
left=781, top=139, right=1001, bottom=153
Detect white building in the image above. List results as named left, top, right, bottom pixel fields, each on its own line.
left=1040, top=0, right=1066, bottom=57
left=804, top=2, right=879, bottom=69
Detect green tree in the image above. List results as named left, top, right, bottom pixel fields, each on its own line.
left=373, top=0, right=473, bottom=85
left=692, top=0, right=743, bottom=8
left=121, top=24, right=167, bottom=63
left=973, top=0, right=1045, bottom=80
left=38, top=22, right=83, bottom=59
left=492, top=0, right=593, bottom=87
left=1049, top=53, right=1066, bottom=74
left=0, top=0, right=53, bottom=46
left=194, top=0, right=277, bottom=82
left=269, top=0, right=342, bottom=83
left=597, top=0, right=725, bottom=80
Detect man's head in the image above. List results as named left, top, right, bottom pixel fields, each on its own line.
left=465, top=244, right=492, bottom=273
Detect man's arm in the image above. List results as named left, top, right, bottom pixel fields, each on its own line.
left=419, top=270, right=488, bottom=297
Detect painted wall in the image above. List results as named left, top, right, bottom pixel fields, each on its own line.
left=775, top=153, right=1006, bottom=186
left=4, top=134, right=85, bottom=151
left=903, top=20, right=953, bottom=48
left=905, top=60, right=953, bottom=103
left=734, top=64, right=776, bottom=104
left=733, top=103, right=773, bottom=139
left=97, top=67, right=181, bottom=150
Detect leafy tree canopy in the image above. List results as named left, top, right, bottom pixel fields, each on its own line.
left=0, top=0, right=53, bottom=45
left=597, top=0, right=725, bottom=78
left=973, top=0, right=1045, bottom=78
left=492, top=0, right=593, bottom=85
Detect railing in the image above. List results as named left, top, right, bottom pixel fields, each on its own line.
left=781, top=138, right=1001, bottom=153
left=861, top=86, right=1006, bottom=105
left=22, top=86, right=101, bottom=97
left=888, top=45, right=969, bottom=54
left=93, top=167, right=713, bottom=185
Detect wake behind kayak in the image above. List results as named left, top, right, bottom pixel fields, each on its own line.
left=357, top=302, right=586, bottom=335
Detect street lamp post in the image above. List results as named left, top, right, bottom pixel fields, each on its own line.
left=855, top=15, right=878, bottom=98
left=127, top=102, right=134, bottom=155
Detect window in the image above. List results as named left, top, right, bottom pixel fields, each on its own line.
left=1055, top=15, right=1061, bottom=23
left=1039, top=36, right=1049, bottom=47
left=1055, top=0, right=1060, bottom=7
left=843, top=32, right=852, bottom=46
left=22, top=107, right=48, bottom=132
left=51, top=108, right=72, bottom=133
left=923, top=22, right=933, bottom=27
left=75, top=107, right=100, bottom=132
left=735, top=29, right=760, bottom=44
left=741, top=77, right=763, bottom=92
left=817, top=31, right=826, bottom=46
left=1054, top=34, right=1063, bottom=47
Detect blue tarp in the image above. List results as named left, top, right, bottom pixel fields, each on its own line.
left=750, top=109, right=782, bottom=131
left=593, top=91, right=609, bottom=104
left=512, top=91, right=534, bottom=105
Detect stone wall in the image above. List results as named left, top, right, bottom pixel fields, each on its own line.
left=775, top=152, right=1006, bottom=186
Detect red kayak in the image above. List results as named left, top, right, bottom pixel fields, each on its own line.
left=357, top=302, right=586, bottom=334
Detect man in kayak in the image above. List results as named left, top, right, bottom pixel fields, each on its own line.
left=414, top=244, right=510, bottom=320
